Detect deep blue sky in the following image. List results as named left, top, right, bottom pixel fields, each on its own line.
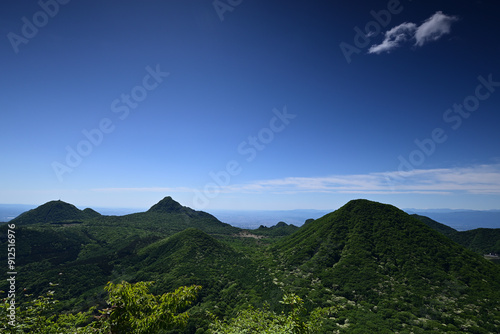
left=1, top=0, right=499, bottom=211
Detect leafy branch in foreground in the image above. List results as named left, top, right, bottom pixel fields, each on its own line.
left=100, top=281, right=201, bottom=333
left=0, top=281, right=201, bottom=334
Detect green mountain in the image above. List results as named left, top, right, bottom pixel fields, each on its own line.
left=0, top=197, right=241, bottom=308
left=9, top=200, right=100, bottom=226
left=272, top=199, right=500, bottom=332
left=93, top=196, right=239, bottom=236
left=2, top=198, right=500, bottom=333
left=253, top=221, right=299, bottom=237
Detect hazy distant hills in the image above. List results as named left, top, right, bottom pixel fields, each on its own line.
left=406, top=208, right=500, bottom=230
left=209, top=209, right=331, bottom=229
left=1, top=197, right=500, bottom=332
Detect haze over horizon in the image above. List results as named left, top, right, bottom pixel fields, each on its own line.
left=1, top=1, right=499, bottom=211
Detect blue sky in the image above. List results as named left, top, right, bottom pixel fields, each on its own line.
left=1, top=0, right=499, bottom=211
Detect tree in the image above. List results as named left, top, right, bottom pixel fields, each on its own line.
left=99, top=281, right=201, bottom=333
left=1, top=281, right=201, bottom=334
left=0, top=289, right=95, bottom=333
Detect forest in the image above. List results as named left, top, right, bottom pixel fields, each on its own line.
left=1, top=197, right=500, bottom=333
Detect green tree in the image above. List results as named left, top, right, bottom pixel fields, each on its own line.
left=1, top=281, right=201, bottom=334
left=209, top=293, right=335, bottom=334
left=99, top=281, right=201, bottom=333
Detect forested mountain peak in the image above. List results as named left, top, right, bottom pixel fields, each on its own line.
left=275, top=199, right=462, bottom=265
left=147, top=196, right=186, bottom=214
left=269, top=199, right=500, bottom=331
left=10, top=199, right=100, bottom=225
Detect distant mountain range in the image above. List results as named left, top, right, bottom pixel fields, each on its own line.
left=209, top=209, right=331, bottom=229
left=405, top=208, right=500, bottom=230
left=1, top=197, right=500, bottom=332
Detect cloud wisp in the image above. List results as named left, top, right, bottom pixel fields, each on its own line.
left=223, top=164, right=500, bottom=195
left=93, top=164, right=500, bottom=196
left=368, top=11, right=459, bottom=54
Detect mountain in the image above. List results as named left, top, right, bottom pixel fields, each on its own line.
left=116, top=196, right=240, bottom=235
left=147, top=196, right=195, bottom=214
left=0, top=197, right=243, bottom=309
left=9, top=200, right=100, bottom=226
left=413, top=214, right=500, bottom=255
left=253, top=221, right=299, bottom=237
left=147, top=196, right=224, bottom=222
left=2, top=197, right=500, bottom=332
left=272, top=199, right=500, bottom=332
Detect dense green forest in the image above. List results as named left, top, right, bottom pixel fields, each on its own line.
left=1, top=197, right=500, bottom=333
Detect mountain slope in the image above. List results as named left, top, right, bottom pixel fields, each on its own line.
left=411, top=213, right=457, bottom=235
left=134, top=228, right=272, bottom=293
left=449, top=228, right=500, bottom=255
left=413, top=214, right=500, bottom=255
left=128, top=228, right=280, bottom=328
left=272, top=199, right=500, bottom=332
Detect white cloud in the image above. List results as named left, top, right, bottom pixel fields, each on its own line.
left=91, top=164, right=500, bottom=196
left=368, top=11, right=459, bottom=54
left=217, top=164, right=500, bottom=195
left=368, top=22, right=416, bottom=54
left=415, top=11, right=459, bottom=46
